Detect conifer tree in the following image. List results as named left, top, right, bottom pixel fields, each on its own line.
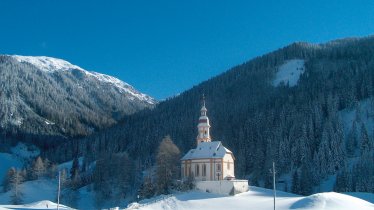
left=2, top=167, right=16, bottom=192
left=9, top=168, right=24, bottom=205
left=346, top=121, right=358, bottom=157
left=299, top=164, right=313, bottom=195
left=291, top=170, right=300, bottom=194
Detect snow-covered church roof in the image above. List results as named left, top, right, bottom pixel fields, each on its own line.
left=181, top=141, right=233, bottom=160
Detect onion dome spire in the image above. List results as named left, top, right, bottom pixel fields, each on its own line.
left=197, top=94, right=211, bottom=145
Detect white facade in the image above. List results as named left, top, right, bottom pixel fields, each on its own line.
left=181, top=150, right=235, bottom=181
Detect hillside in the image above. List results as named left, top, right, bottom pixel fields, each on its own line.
left=48, top=35, right=374, bottom=196
left=0, top=55, right=155, bottom=147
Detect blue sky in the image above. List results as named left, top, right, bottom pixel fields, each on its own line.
left=1, top=0, right=374, bottom=99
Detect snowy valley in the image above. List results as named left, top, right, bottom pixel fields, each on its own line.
left=1, top=37, right=374, bottom=209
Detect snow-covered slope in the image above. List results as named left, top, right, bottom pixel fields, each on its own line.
left=0, top=153, right=23, bottom=182
left=0, top=179, right=57, bottom=204
left=12, top=56, right=82, bottom=73
left=273, top=59, right=305, bottom=87
left=129, top=187, right=374, bottom=210
left=0, top=143, right=38, bottom=182
left=11, top=55, right=155, bottom=105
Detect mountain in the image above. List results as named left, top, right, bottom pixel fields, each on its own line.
left=0, top=55, right=155, bottom=147
left=50, top=35, right=374, bottom=195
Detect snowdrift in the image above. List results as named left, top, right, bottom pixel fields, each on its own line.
left=290, top=192, right=374, bottom=210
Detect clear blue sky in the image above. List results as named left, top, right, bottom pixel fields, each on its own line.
left=1, top=0, right=374, bottom=99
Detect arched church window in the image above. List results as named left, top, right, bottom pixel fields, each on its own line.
left=195, top=164, right=200, bottom=176
left=202, top=164, right=206, bottom=176
left=216, top=163, right=221, bottom=172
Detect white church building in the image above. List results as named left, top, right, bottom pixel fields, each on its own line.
left=181, top=99, right=248, bottom=195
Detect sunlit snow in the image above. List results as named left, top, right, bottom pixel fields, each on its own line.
left=129, top=187, right=374, bottom=210
left=11, top=55, right=155, bottom=105
left=273, top=59, right=305, bottom=87
left=0, top=200, right=72, bottom=210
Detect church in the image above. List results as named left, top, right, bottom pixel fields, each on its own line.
left=181, top=99, right=248, bottom=195
left=181, top=100, right=235, bottom=181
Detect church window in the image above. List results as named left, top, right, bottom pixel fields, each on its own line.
left=202, top=164, right=207, bottom=176
left=216, top=163, right=221, bottom=172
left=195, top=164, right=200, bottom=176
left=227, top=162, right=230, bottom=170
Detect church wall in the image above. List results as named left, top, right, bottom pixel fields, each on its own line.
left=182, top=158, right=230, bottom=181
left=223, top=153, right=235, bottom=179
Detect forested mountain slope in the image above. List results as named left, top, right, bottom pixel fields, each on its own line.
left=0, top=55, right=155, bottom=148
left=53, top=36, right=374, bottom=194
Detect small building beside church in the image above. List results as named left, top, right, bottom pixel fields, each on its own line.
left=181, top=99, right=248, bottom=195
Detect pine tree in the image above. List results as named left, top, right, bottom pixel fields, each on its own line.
left=335, top=165, right=351, bottom=192
left=2, top=167, right=16, bottom=192
left=10, top=169, right=24, bottom=205
left=346, top=120, right=358, bottom=157
left=299, top=164, right=313, bottom=195
left=70, top=157, right=80, bottom=180
left=291, top=170, right=300, bottom=194
left=360, top=124, right=372, bottom=154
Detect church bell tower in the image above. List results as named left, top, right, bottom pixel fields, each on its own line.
left=196, top=96, right=211, bottom=145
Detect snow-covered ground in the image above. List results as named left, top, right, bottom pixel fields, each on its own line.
left=0, top=179, right=57, bottom=204
left=129, top=187, right=374, bottom=210
left=0, top=200, right=72, bottom=210
left=0, top=181, right=373, bottom=210
left=273, top=59, right=305, bottom=87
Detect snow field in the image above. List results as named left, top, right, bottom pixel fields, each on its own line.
left=131, top=187, right=374, bottom=210
left=273, top=59, right=305, bottom=87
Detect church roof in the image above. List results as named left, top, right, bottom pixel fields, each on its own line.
left=181, top=141, right=232, bottom=160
